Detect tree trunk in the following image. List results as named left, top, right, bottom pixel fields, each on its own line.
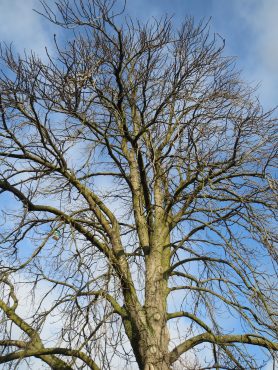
left=144, top=360, right=170, bottom=370
left=142, top=225, right=171, bottom=370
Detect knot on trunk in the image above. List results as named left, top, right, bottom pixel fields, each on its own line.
left=153, top=312, right=161, bottom=321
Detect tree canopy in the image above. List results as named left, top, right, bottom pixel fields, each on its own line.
left=0, top=1, right=277, bottom=369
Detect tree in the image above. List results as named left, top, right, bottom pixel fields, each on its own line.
left=0, top=0, right=277, bottom=369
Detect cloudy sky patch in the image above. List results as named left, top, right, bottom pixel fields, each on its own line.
left=0, top=0, right=56, bottom=56
left=0, top=0, right=277, bottom=109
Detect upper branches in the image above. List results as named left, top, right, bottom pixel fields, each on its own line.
left=0, top=0, right=277, bottom=368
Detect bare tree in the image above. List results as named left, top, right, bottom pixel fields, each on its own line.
left=0, top=1, right=277, bottom=369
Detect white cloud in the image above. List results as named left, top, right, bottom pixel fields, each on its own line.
left=232, top=0, right=278, bottom=108
left=264, top=359, right=275, bottom=370
left=0, top=0, right=57, bottom=56
left=235, top=0, right=278, bottom=71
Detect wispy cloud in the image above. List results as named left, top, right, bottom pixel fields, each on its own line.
left=229, top=0, right=278, bottom=108
left=234, top=0, right=278, bottom=71
left=0, top=0, right=56, bottom=56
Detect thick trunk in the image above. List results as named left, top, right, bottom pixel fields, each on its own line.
left=144, top=359, right=170, bottom=370
left=141, top=278, right=171, bottom=369
left=141, top=226, right=171, bottom=370
left=142, top=335, right=171, bottom=369
left=123, top=181, right=172, bottom=369
left=123, top=311, right=171, bottom=369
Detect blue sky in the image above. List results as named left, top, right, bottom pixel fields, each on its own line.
left=1, top=0, right=277, bottom=108
left=124, top=0, right=278, bottom=109
left=0, top=1, right=277, bottom=369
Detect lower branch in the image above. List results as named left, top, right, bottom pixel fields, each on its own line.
left=169, top=332, right=278, bottom=364
left=0, top=347, right=100, bottom=370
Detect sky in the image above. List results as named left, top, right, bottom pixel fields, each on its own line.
left=124, top=0, right=278, bottom=109
left=0, top=0, right=277, bottom=108
left=0, top=1, right=277, bottom=369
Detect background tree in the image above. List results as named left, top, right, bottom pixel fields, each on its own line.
left=0, top=0, right=277, bottom=369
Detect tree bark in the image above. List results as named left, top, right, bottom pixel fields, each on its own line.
left=142, top=223, right=171, bottom=370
